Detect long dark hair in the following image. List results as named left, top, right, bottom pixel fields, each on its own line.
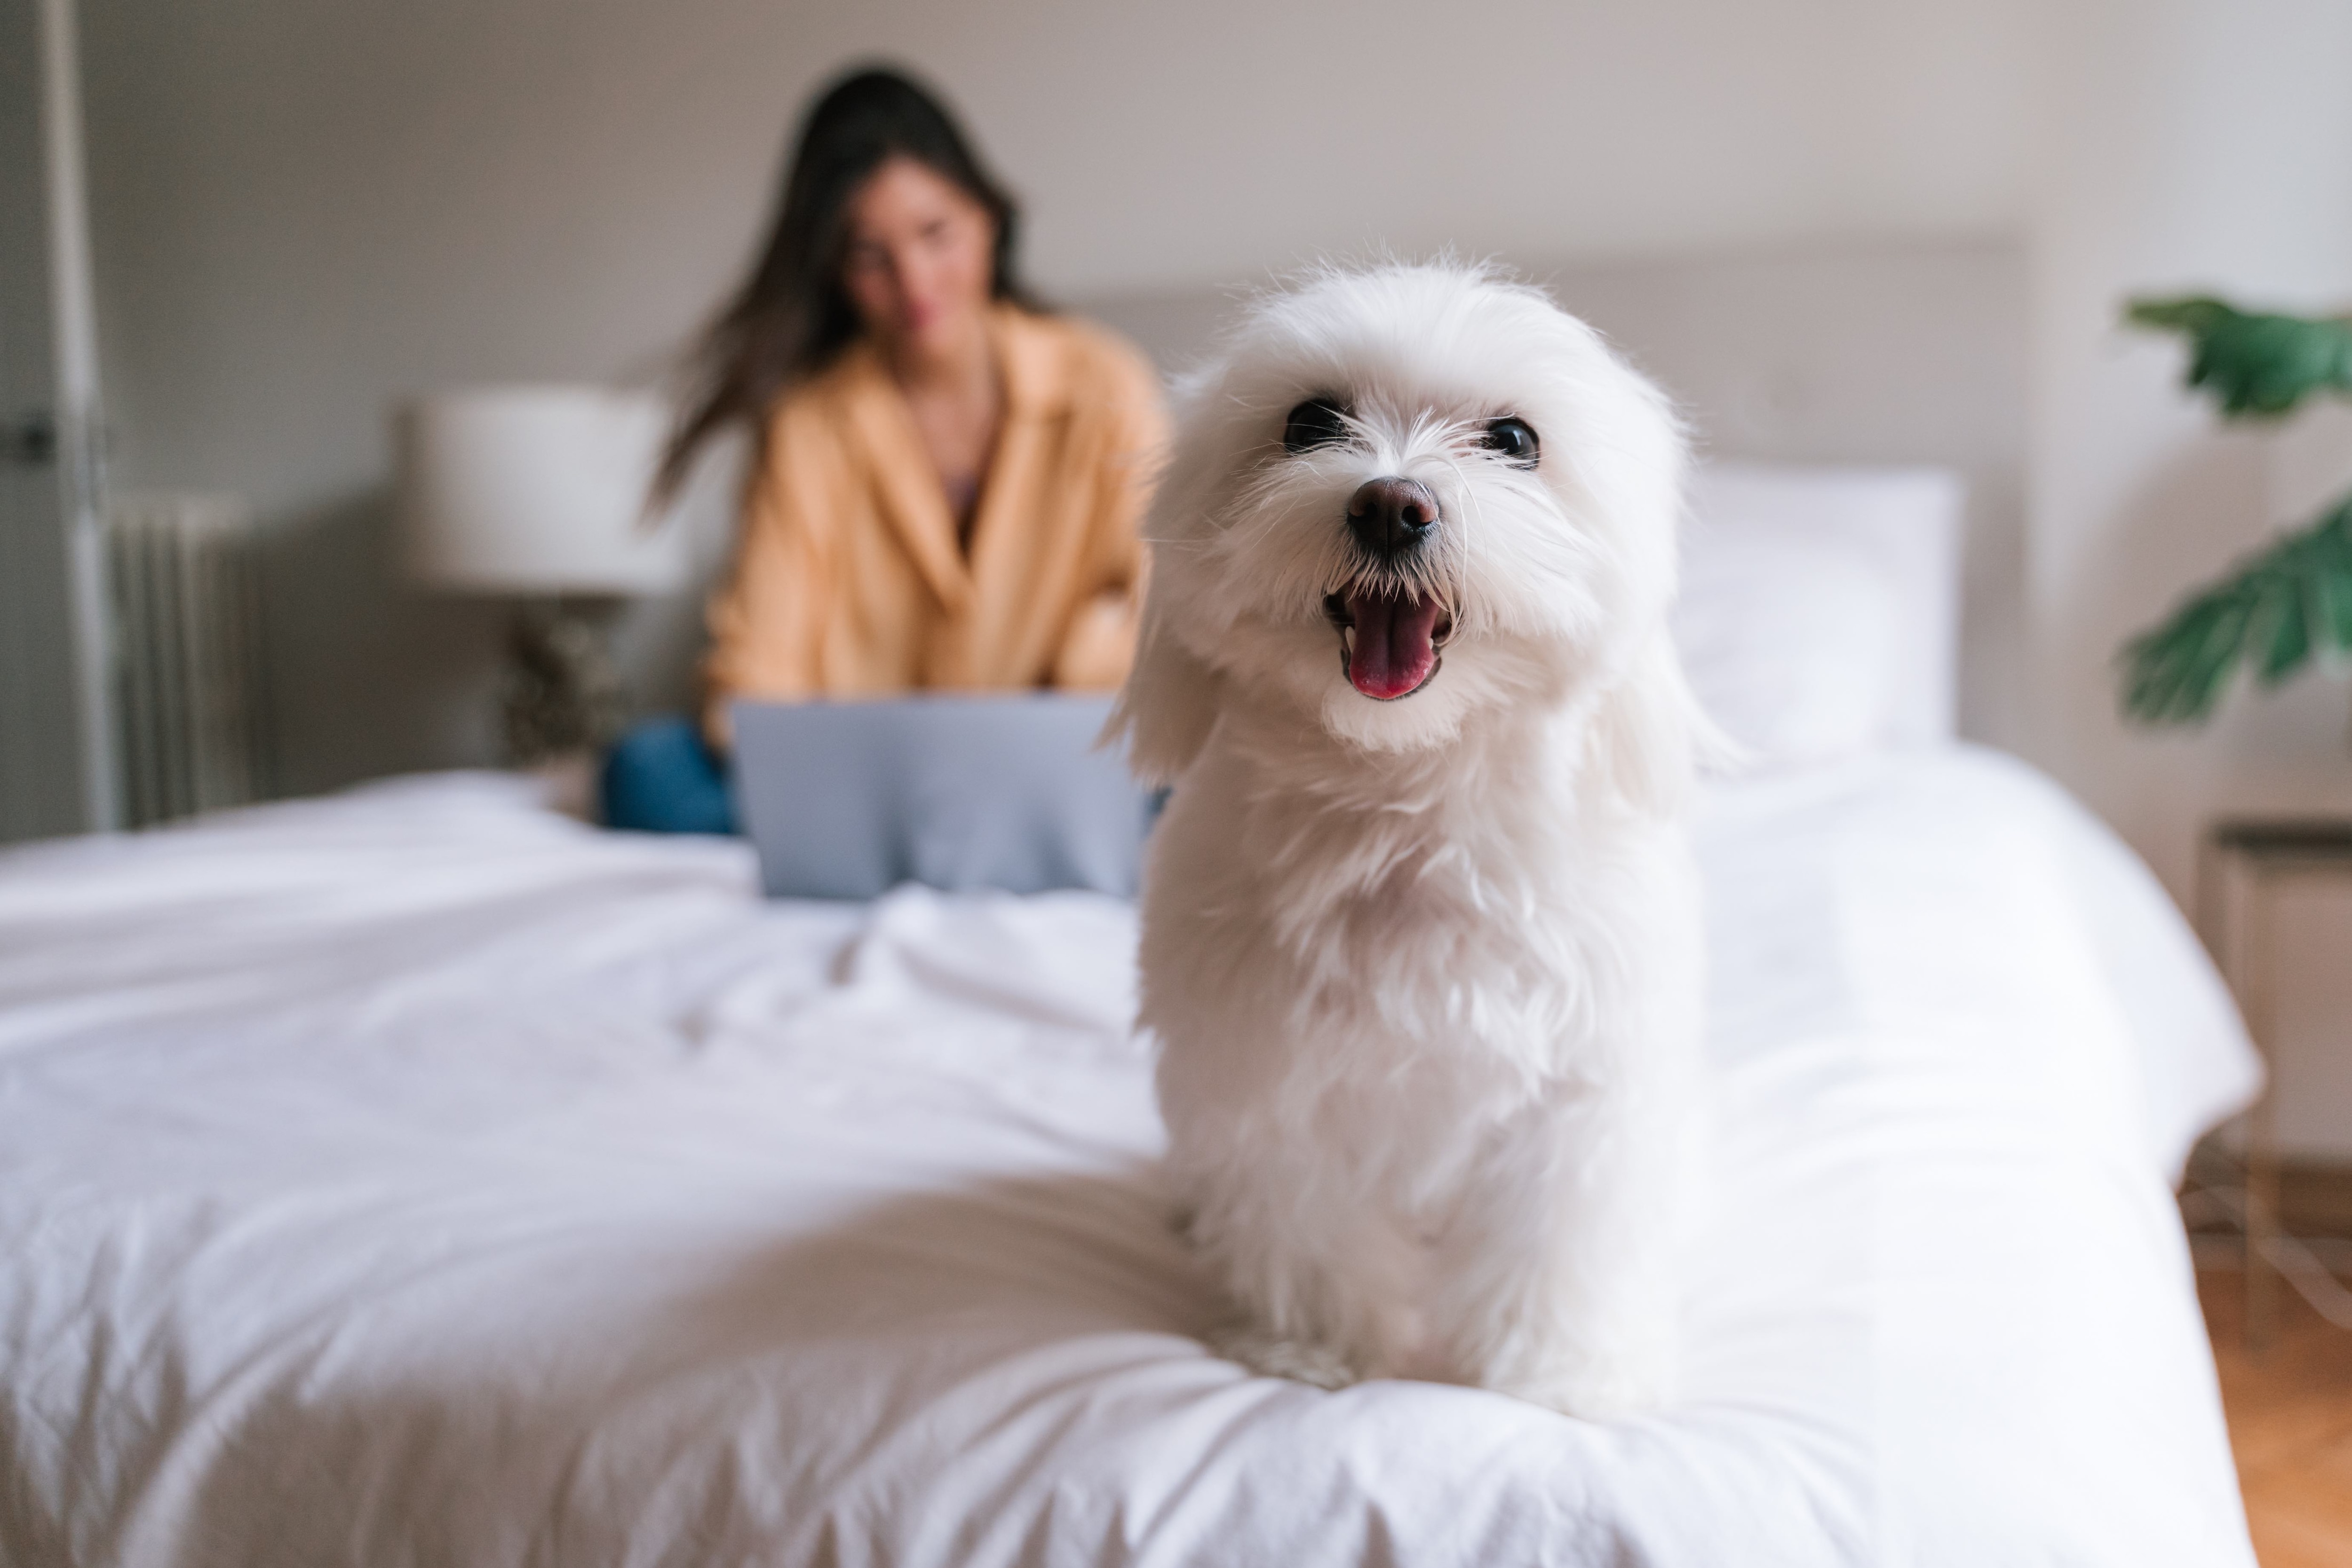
left=653, top=66, right=1035, bottom=506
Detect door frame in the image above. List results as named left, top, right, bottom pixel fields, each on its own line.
left=35, top=0, right=119, bottom=832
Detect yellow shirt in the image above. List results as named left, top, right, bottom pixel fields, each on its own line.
left=703, top=306, right=1168, bottom=738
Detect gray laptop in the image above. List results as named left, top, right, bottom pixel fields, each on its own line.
left=729, top=694, right=1151, bottom=900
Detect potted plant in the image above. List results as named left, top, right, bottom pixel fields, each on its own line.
left=2117, top=296, right=2352, bottom=723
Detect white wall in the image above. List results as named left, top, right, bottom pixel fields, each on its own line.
left=2027, top=0, right=2352, bottom=1157
left=77, top=0, right=2034, bottom=793
left=2031, top=0, right=2352, bottom=884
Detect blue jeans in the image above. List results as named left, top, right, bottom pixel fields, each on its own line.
left=600, top=717, right=737, bottom=835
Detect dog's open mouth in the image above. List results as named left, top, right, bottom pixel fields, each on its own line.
left=1323, top=588, right=1454, bottom=701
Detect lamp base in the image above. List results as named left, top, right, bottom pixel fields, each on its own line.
left=502, top=596, right=626, bottom=766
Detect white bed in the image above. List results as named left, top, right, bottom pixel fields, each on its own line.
left=0, top=467, right=2262, bottom=1567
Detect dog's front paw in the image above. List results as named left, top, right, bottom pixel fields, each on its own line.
left=1208, top=1320, right=1359, bottom=1390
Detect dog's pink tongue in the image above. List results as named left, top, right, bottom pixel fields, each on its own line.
left=1346, top=588, right=1444, bottom=699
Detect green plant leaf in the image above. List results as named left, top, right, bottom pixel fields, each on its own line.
left=2179, top=592, right=2257, bottom=718
left=2123, top=589, right=2247, bottom=723
left=2314, top=523, right=2352, bottom=650
left=2124, top=295, right=2352, bottom=419
left=2117, top=499, right=2352, bottom=723
left=2258, top=577, right=2311, bottom=683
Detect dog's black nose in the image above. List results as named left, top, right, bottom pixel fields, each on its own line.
left=1346, top=476, right=1439, bottom=560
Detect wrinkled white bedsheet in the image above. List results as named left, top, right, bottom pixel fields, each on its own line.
left=0, top=748, right=2259, bottom=1567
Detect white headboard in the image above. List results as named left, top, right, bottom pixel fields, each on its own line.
left=1077, top=236, right=2026, bottom=752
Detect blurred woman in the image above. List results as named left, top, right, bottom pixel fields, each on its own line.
left=604, top=67, right=1166, bottom=832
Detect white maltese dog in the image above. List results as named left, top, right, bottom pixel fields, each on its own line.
left=1110, top=262, right=1705, bottom=1419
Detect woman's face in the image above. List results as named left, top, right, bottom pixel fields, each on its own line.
left=839, top=156, right=998, bottom=366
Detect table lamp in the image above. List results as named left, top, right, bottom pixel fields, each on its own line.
left=397, top=385, right=687, bottom=764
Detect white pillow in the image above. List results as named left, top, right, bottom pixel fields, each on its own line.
left=1674, top=465, right=1963, bottom=768
left=1674, top=532, right=1900, bottom=766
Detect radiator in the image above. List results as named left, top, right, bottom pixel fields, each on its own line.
left=107, top=491, right=270, bottom=826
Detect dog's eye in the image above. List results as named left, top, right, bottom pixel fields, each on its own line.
left=1481, top=417, right=1540, bottom=467
left=1282, top=398, right=1351, bottom=455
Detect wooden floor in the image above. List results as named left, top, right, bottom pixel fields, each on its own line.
left=2199, top=1267, right=2352, bottom=1566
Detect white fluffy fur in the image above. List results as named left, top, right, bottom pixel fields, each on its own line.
left=1110, top=262, right=1706, bottom=1419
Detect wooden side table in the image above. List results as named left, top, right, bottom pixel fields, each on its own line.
left=2198, top=817, right=2352, bottom=1353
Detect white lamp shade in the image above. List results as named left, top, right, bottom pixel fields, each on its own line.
left=397, top=385, right=689, bottom=594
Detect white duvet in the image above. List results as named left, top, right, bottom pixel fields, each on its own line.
left=0, top=747, right=2259, bottom=1567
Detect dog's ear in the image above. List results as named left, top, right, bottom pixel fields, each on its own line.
left=1589, top=630, right=1707, bottom=819
left=1104, top=592, right=1221, bottom=786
